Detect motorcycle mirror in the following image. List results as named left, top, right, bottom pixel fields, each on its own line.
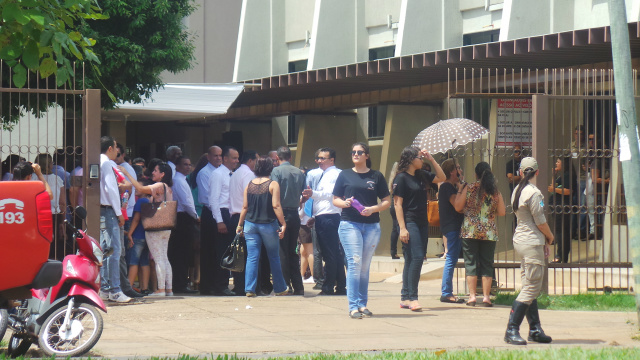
left=75, top=206, right=87, bottom=220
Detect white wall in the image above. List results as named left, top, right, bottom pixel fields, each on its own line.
left=0, top=106, right=64, bottom=161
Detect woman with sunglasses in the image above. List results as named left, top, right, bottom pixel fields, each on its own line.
left=393, top=147, right=445, bottom=312
left=332, top=142, right=391, bottom=319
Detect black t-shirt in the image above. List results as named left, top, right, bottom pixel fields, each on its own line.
left=392, top=170, right=435, bottom=226
left=438, top=182, right=464, bottom=234
left=506, top=158, right=521, bottom=192
left=550, top=171, right=577, bottom=206
left=333, top=168, right=390, bottom=224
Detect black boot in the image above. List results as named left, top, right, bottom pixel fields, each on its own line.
left=526, top=299, right=552, bottom=343
left=504, top=301, right=529, bottom=345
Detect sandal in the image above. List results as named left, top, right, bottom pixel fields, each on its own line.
left=440, top=296, right=465, bottom=304
left=551, top=258, right=561, bottom=263
left=466, top=301, right=476, bottom=307
left=410, top=305, right=423, bottom=312
left=477, top=302, right=493, bottom=307
left=400, top=302, right=411, bottom=309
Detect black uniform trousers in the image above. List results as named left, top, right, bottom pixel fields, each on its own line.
left=169, top=212, right=196, bottom=291
left=279, top=208, right=303, bottom=293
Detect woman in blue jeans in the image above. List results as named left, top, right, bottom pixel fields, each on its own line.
left=237, top=157, right=288, bottom=297
left=393, top=147, right=445, bottom=311
left=333, top=142, right=390, bottom=319
left=438, top=158, right=466, bottom=304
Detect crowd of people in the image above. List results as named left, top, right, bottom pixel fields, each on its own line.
left=3, top=132, right=612, bottom=344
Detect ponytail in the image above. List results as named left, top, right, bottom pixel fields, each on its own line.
left=512, top=169, right=537, bottom=210
left=474, top=162, right=496, bottom=198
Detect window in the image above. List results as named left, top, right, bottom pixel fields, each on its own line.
left=463, top=30, right=500, bottom=46
left=287, top=115, right=299, bottom=145
left=368, top=106, right=387, bottom=139
left=288, top=60, right=308, bottom=73
left=369, top=46, right=395, bottom=61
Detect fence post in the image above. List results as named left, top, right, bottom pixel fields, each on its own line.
left=82, top=89, right=101, bottom=237
left=532, top=94, right=550, bottom=294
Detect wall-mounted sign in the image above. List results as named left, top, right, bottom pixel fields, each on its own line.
left=496, top=99, right=532, bottom=147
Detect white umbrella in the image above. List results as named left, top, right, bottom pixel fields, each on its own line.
left=412, top=118, right=489, bottom=155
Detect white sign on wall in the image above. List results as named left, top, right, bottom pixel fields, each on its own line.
left=495, top=99, right=532, bottom=147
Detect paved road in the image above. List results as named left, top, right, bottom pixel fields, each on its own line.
left=85, top=279, right=638, bottom=358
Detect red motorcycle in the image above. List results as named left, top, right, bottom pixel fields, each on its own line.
left=7, top=207, right=107, bottom=358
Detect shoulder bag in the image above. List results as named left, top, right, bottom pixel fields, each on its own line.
left=141, top=183, right=177, bottom=231
left=428, top=199, right=440, bottom=227
left=221, top=232, right=246, bottom=272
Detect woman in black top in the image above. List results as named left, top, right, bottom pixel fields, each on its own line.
left=549, top=157, right=577, bottom=263
left=237, top=158, right=288, bottom=297
left=393, top=147, right=445, bottom=311
left=333, top=142, right=391, bottom=319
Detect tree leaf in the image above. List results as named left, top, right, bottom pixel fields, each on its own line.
left=2, top=3, right=19, bottom=22
left=25, top=10, right=45, bottom=26
left=0, top=44, right=22, bottom=61
left=23, top=40, right=40, bottom=70
left=56, top=67, right=69, bottom=87
left=40, top=57, right=57, bottom=78
left=13, top=63, right=27, bottom=88
left=40, top=30, right=54, bottom=46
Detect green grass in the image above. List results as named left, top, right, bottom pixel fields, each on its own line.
left=493, top=292, right=636, bottom=311
left=3, top=348, right=639, bottom=360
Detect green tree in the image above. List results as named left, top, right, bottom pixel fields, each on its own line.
left=0, top=0, right=195, bottom=127
left=0, top=0, right=105, bottom=87
left=80, top=0, right=196, bottom=109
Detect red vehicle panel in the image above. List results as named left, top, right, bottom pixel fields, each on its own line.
left=0, top=181, right=53, bottom=291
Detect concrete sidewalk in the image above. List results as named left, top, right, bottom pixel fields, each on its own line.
left=84, top=278, right=638, bottom=358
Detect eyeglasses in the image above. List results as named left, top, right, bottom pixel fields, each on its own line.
left=316, top=157, right=328, bottom=161
left=513, top=150, right=521, bottom=154
left=351, top=150, right=365, bottom=156
left=117, top=153, right=121, bottom=157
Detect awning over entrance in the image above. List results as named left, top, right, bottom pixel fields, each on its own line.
left=102, top=84, right=245, bottom=122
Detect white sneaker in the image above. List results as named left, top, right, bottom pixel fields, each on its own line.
left=99, top=290, right=110, bottom=301
left=109, top=291, right=133, bottom=303
left=303, top=278, right=315, bottom=284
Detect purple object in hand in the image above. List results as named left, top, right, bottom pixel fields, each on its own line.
left=351, top=198, right=365, bottom=212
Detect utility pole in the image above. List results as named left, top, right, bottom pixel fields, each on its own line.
left=608, top=0, right=640, bottom=326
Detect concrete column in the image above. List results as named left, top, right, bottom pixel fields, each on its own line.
left=271, top=116, right=288, bottom=152
left=500, top=0, right=551, bottom=41
left=295, top=114, right=358, bottom=169
left=308, top=0, right=366, bottom=69
left=233, top=0, right=287, bottom=81
left=396, top=0, right=462, bottom=56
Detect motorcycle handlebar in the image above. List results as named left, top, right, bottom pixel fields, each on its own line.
left=64, top=220, right=80, bottom=237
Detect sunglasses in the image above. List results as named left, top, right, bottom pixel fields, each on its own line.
left=351, top=150, right=366, bottom=156
left=316, top=157, right=328, bottom=161
left=514, top=150, right=521, bottom=154
left=117, top=152, right=122, bottom=157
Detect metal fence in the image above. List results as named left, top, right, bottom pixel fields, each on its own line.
left=447, top=67, right=632, bottom=295
left=0, top=63, right=101, bottom=260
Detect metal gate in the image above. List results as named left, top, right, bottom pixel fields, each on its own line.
left=448, top=67, right=632, bottom=295
left=0, top=64, right=101, bottom=260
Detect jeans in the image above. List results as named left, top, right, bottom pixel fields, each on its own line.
left=244, top=220, right=288, bottom=294
left=401, top=222, right=428, bottom=301
left=311, top=225, right=324, bottom=285
left=126, top=237, right=150, bottom=266
left=390, top=217, right=400, bottom=257
left=338, top=221, right=380, bottom=312
left=315, top=214, right=346, bottom=294
left=441, top=230, right=462, bottom=298
left=100, top=207, right=122, bottom=294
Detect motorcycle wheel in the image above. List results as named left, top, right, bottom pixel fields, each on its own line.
left=38, top=303, right=103, bottom=358
left=7, top=333, right=32, bottom=358
left=0, top=309, right=7, bottom=342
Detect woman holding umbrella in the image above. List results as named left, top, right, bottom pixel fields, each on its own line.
left=393, top=147, right=445, bottom=311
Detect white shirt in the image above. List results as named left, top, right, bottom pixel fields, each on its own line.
left=33, top=173, right=65, bottom=213
left=311, top=166, right=342, bottom=216
left=173, top=172, right=198, bottom=219
left=168, top=161, right=176, bottom=178
left=99, top=154, right=122, bottom=216
left=119, top=161, right=137, bottom=217
left=229, top=164, right=255, bottom=215
left=196, top=163, right=215, bottom=207
left=306, top=167, right=323, bottom=189
left=209, top=164, right=232, bottom=223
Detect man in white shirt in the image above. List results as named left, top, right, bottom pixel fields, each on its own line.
left=166, top=146, right=182, bottom=178
left=304, top=150, right=324, bottom=290
left=208, top=146, right=240, bottom=295
left=196, top=145, right=223, bottom=295
left=302, top=147, right=345, bottom=295
left=169, top=155, right=200, bottom=294
left=99, top=136, right=132, bottom=303
left=229, top=150, right=259, bottom=295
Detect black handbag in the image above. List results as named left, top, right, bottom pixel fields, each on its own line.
left=220, top=232, right=246, bottom=272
